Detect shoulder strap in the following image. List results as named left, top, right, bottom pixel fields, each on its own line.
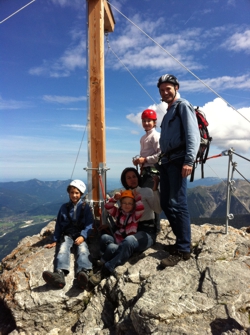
left=116, top=210, right=123, bottom=226
left=118, top=212, right=132, bottom=238
left=174, top=102, right=185, bottom=141
left=176, top=103, right=198, bottom=182
left=116, top=211, right=131, bottom=226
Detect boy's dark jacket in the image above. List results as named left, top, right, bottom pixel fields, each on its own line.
left=53, top=199, right=93, bottom=242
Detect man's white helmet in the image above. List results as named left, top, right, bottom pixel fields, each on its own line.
left=67, top=179, right=86, bottom=194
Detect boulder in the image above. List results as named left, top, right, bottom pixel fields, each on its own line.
left=0, top=220, right=250, bottom=335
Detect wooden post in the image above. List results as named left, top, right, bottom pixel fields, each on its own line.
left=87, top=0, right=115, bottom=216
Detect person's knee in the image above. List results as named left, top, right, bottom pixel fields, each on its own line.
left=121, top=235, right=138, bottom=251
left=78, top=242, right=89, bottom=253
left=124, top=235, right=137, bottom=243
left=135, top=231, right=154, bottom=251
left=101, top=234, right=114, bottom=245
left=101, top=233, right=111, bottom=241
left=106, top=243, right=118, bottom=254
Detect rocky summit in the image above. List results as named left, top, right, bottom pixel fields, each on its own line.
left=0, top=220, right=250, bottom=335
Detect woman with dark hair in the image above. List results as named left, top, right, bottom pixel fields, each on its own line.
left=89, top=167, right=161, bottom=286
left=120, top=167, right=160, bottom=239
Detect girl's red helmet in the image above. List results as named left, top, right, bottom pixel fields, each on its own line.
left=141, top=109, right=157, bottom=120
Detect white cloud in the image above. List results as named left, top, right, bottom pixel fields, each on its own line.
left=126, top=101, right=167, bottom=127
left=61, top=123, right=121, bottom=131
left=179, top=75, right=250, bottom=92
left=57, top=108, right=83, bottom=111
left=222, top=29, right=250, bottom=53
left=43, top=95, right=86, bottom=104
left=126, top=96, right=184, bottom=127
left=202, top=98, right=250, bottom=153
left=50, top=0, right=84, bottom=9
left=0, top=135, right=88, bottom=181
left=107, top=24, right=204, bottom=72
left=61, top=124, right=86, bottom=131
left=130, top=130, right=139, bottom=135
left=106, top=126, right=122, bottom=130
left=0, top=96, right=32, bottom=110
left=126, top=97, right=250, bottom=154
left=105, top=17, right=248, bottom=89
left=29, top=38, right=86, bottom=78
left=1, top=135, right=86, bottom=155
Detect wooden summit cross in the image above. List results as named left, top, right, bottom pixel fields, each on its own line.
left=87, top=0, right=115, bottom=216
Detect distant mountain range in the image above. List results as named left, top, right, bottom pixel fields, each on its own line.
left=0, top=177, right=249, bottom=261
left=187, top=177, right=225, bottom=188
left=0, top=177, right=249, bottom=221
left=0, top=177, right=222, bottom=219
left=0, top=179, right=71, bottom=218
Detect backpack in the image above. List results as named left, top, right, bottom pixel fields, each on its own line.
left=191, top=106, right=212, bottom=182
left=157, top=103, right=212, bottom=182
left=173, top=103, right=212, bottom=182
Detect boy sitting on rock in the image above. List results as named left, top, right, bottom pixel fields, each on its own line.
left=42, top=179, right=93, bottom=290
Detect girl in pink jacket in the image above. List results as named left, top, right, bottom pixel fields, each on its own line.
left=104, top=189, right=144, bottom=244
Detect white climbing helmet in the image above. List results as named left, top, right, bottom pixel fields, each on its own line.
left=67, top=179, right=86, bottom=194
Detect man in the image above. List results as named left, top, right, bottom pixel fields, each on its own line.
left=157, top=74, right=200, bottom=267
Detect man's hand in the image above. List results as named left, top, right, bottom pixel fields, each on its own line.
left=182, top=164, right=193, bottom=178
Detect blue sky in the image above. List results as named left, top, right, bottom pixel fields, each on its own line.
left=1, top=0, right=250, bottom=185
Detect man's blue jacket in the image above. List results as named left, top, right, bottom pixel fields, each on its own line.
left=159, top=98, right=200, bottom=166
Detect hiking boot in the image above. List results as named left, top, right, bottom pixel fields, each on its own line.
left=95, top=259, right=105, bottom=267
left=92, top=259, right=105, bottom=269
left=89, top=265, right=111, bottom=287
left=42, top=269, right=66, bottom=288
left=164, top=244, right=193, bottom=255
left=160, top=251, right=191, bottom=268
left=163, top=244, right=177, bottom=254
left=77, top=269, right=91, bottom=290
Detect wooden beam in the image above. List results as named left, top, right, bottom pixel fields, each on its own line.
left=104, top=1, right=115, bottom=32
left=87, top=0, right=115, bottom=215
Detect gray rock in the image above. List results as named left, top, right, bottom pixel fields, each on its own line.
left=0, top=219, right=250, bottom=335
